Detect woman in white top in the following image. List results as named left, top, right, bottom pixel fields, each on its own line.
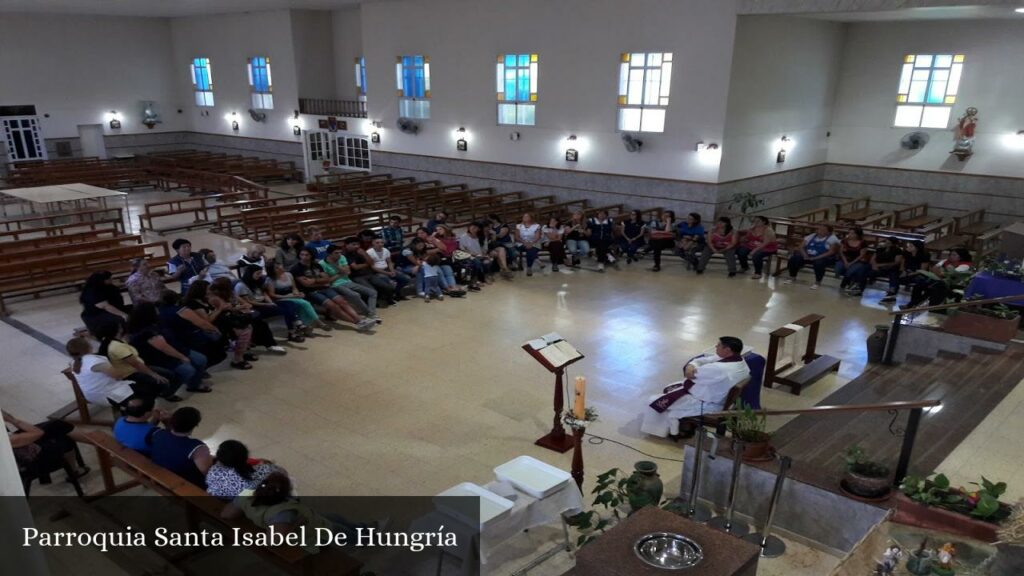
left=515, top=212, right=544, bottom=276
left=65, top=337, right=135, bottom=406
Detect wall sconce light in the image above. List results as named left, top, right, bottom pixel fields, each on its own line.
left=510, top=131, right=520, bottom=141
left=232, top=120, right=240, bottom=131
left=455, top=127, right=468, bottom=151
left=371, top=132, right=381, bottom=143
left=777, top=135, right=791, bottom=163
left=372, top=120, right=383, bottom=129
left=695, top=141, right=720, bottom=152
left=565, top=134, right=579, bottom=162
left=107, top=111, right=121, bottom=130
left=293, top=125, right=302, bottom=136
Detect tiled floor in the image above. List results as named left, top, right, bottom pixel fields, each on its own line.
left=0, top=186, right=1016, bottom=575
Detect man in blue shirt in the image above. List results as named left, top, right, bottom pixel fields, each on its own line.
left=676, top=213, right=706, bottom=270
left=304, top=226, right=333, bottom=259
left=113, top=397, right=166, bottom=455
left=166, top=238, right=208, bottom=293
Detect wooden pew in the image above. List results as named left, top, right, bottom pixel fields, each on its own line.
left=0, top=234, right=143, bottom=266
left=834, top=197, right=880, bottom=223
left=0, top=219, right=124, bottom=243
left=790, top=207, right=832, bottom=224
left=894, top=203, right=942, bottom=231
left=0, top=241, right=169, bottom=315
left=0, top=228, right=122, bottom=255
left=0, top=206, right=125, bottom=235
left=138, top=188, right=269, bottom=232
left=83, top=431, right=362, bottom=576
left=923, top=219, right=969, bottom=255
left=954, top=209, right=998, bottom=240
left=857, top=211, right=894, bottom=230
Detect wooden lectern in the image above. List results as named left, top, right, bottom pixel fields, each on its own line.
left=522, top=334, right=584, bottom=453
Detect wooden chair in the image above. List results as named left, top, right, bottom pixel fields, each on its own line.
left=47, top=369, right=118, bottom=427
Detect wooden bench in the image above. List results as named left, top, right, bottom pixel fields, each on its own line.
left=0, top=218, right=125, bottom=243
left=47, top=369, right=118, bottom=426
left=954, top=209, right=999, bottom=240
left=0, top=228, right=123, bottom=255
left=857, top=211, right=894, bottom=230
left=923, top=219, right=969, bottom=255
left=0, top=206, right=126, bottom=235
left=790, top=207, right=832, bottom=224
left=0, top=241, right=169, bottom=315
left=83, top=431, right=361, bottom=576
left=0, top=234, right=143, bottom=266
left=834, top=197, right=879, bottom=223
left=894, top=203, right=942, bottom=231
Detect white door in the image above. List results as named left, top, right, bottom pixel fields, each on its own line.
left=302, top=129, right=334, bottom=182
left=78, top=124, right=107, bottom=159
left=2, top=116, right=47, bottom=162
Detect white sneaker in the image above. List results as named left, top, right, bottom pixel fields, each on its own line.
left=607, top=254, right=616, bottom=264
left=597, top=263, right=605, bottom=272
left=356, top=319, right=376, bottom=331
left=783, top=278, right=795, bottom=285
left=265, top=346, right=286, bottom=354
left=810, top=283, right=820, bottom=290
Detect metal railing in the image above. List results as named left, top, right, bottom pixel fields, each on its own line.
left=882, top=293, right=1024, bottom=365
left=298, top=98, right=368, bottom=118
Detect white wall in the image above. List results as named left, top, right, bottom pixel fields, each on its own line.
left=170, top=9, right=302, bottom=141
left=332, top=7, right=364, bottom=101
left=358, top=0, right=739, bottom=183
left=0, top=13, right=182, bottom=139
left=719, top=16, right=845, bottom=181
left=291, top=10, right=337, bottom=100
left=828, top=20, right=1024, bottom=177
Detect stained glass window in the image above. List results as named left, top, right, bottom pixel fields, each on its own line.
left=496, top=53, right=538, bottom=126
left=894, top=54, right=964, bottom=128
left=617, top=52, right=672, bottom=133
left=248, top=56, right=274, bottom=110
left=395, top=55, right=430, bottom=119
left=191, top=57, right=214, bottom=107
left=354, top=56, right=367, bottom=99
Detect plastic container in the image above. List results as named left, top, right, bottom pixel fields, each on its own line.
left=494, top=455, right=571, bottom=499
left=435, top=482, right=514, bottom=528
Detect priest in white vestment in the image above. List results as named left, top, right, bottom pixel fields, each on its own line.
left=641, top=337, right=751, bottom=438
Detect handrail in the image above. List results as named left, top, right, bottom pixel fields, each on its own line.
left=704, top=399, right=940, bottom=418
left=887, top=293, right=1024, bottom=315
left=720, top=212, right=926, bottom=243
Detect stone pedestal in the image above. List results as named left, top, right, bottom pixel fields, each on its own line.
left=565, top=507, right=759, bottom=576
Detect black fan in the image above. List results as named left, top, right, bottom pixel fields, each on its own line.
left=900, top=131, right=930, bottom=150
left=248, top=109, right=267, bottom=123
left=622, top=133, right=643, bottom=153
left=396, top=117, right=420, bottom=134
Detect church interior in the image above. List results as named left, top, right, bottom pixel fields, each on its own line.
left=2, top=1, right=1024, bottom=574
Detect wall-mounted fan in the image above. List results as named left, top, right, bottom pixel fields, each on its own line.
left=396, top=117, right=420, bottom=134
left=622, top=133, right=643, bottom=153
left=248, top=109, right=267, bottom=123
left=900, top=131, right=930, bottom=150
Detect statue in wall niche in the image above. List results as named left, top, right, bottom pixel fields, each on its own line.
left=951, top=106, right=978, bottom=161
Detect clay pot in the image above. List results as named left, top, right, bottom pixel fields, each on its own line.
left=626, top=461, right=664, bottom=511
left=741, top=440, right=773, bottom=462
left=843, top=469, right=892, bottom=499
left=893, top=493, right=998, bottom=543
left=941, top=310, right=1020, bottom=343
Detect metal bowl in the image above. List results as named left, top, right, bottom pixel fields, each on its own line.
left=634, top=532, right=704, bottom=570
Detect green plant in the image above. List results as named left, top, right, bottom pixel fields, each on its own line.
left=566, top=467, right=680, bottom=547
left=843, top=444, right=891, bottom=478
left=726, top=400, right=770, bottom=443
left=966, top=302, right=1021, bottom=321
left=728, top=192, right=766, bottom=229
left=900, top=473, right=1011, bottom=522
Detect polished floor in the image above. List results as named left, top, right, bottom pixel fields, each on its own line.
left=1, top=186, right=1020, bottom=575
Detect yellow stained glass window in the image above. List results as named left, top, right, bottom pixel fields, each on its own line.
left=617, top=51, right=672, bottom=133
left=496, top=53, right=538, bottom=126
left=893, top=53, right=964, bottom=128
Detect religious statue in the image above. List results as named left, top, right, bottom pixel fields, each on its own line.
left=874, top=544, right=903, bottom=575
left=932, top=542, right=956, bottom=576
left=951, top=107, right=978, bottom=160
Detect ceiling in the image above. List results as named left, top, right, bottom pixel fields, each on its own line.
left=0, top=0, right=362, bottom=18
left=801, top=5, right=1024, bottom=21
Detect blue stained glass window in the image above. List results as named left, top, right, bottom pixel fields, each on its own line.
left=250, top=57, right=271, bottom=93
left=397, top=55, right=429, bottom=118
left=191, top=57, right=214, bottom=107
left=496, top=53, right=537, bottom=126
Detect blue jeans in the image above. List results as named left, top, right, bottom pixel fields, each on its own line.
left=843, top=261, right=871, bottom=290
left=254, top=303, right=296, bottom=330
left=736, top=247, right=773, bottom=275
left=566, top=239, right=590, bottom=260
left=175, top=350, right=208, bottom=391
left=520, top=246, right=540, bottom=268
left=788, top=253, right=835, bottom=283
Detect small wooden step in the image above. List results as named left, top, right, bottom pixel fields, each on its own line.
left=776, top=354, right=841, bottom=395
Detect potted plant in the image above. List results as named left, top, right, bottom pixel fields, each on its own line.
left=941, top=301, right=1021, bottom=342
left=841, top=444, right=892, bottom=499
left=895, top=473, right=1011, bottom=542
left=726, top=401, right=772, bottom=461
left=994, top=501, right=1024, bottom=573
left=728, top=192, right=766, bottom=230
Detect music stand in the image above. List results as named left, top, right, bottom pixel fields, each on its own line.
left=522, top=333, right=585, bottom=453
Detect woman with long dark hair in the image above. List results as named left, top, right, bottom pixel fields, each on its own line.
left=80, top=271, right=129, bottom=335
left=185, top=280, right=254, bottom=370
left=210, top=277, right=285, bottom=355
left=619, top=210, right=647, bottom=264
left=698, top=216, right=738, bottom=276
left=736, top=215, right=778, bottom=279
left=205, top=440, right=280, bottom=500
left=126, top=303, right=211, bottom=393
left=236, top=265, right=304, bottom=343
left=647, top=210, right=676, bottom=272
left=274, top=233, right=305, bottom=271
left=92, top=321, right=182, bottom=401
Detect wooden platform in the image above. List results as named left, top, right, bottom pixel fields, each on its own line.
left=755, top=343, right=1024, bottom=502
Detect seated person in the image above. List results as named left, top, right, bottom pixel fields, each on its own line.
left=901, top=248, right=973, bottom=310
left=80, top=270, right=129, bottom=336
left=676, top=213, right=706, bottom=270
left=199, top=249, right=237, bottom=283
left=641, top=337, right=751, bottom=438
left=125, top=258, right=166, bottom=305
left=736, top=215, right=778, bottom=279
left=236, top=265, right=305, bottom=343
left=148, top=407, right=212, bottom=487
left=784, top=224, right=840, bottom=289
left=236, top=245, right=267, bottom=272
left=113, top=397, right=168, bottom=455
left=618, top=210, right=647, bottom=264
left=92, top=321, right=183, bottom=402
left=126, top=303, right=210, bottom=393
left=304, top=226, right=332, bottom=260
left=206, top=439, right=282, bottom=500
left=381, top=215, right=406, bottom=252
left=319, top=245, right=377, bottom=318
left=424, top=210, right=448, bottom=234
left=6, top=411, right=89, bottom=484
left=65, top=336, right=135, bottom=407
left=167, top=238, right=209, bottom=293
left=264, top=262, right=321, bottom=334
left=343, top=236, right=396, bottom=304
left=366, top=235, right=410, bottom=299
left=275, top=234, right=305, bottom=271
left=291, top=247, right=376, bottom=331
left=697, top=216, right=738, bottom=276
